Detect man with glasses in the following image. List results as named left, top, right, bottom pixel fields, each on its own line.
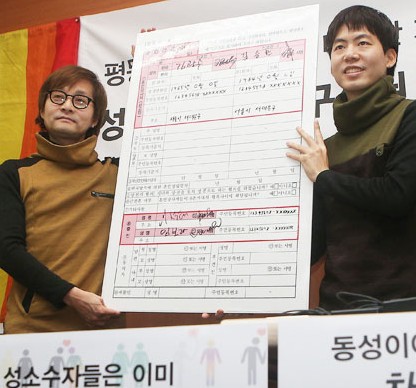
left=0, top=65, right=124, bottom=333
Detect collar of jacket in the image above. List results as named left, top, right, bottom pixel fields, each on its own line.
left=333, top=76, right=404, bottom=135
left=34, top=133, right=99, bottom=166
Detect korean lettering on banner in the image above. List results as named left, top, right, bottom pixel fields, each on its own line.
left=101, top=59, right=133, bottom=143
left=104, top=60, right=134, bottom=86
left=3, top=362, right=173, bottom=388
left=103, top=107, right=125, bottom=142
left=332, top=332, right=416, bottom=388
left=331, top=332, right=416, bottom=361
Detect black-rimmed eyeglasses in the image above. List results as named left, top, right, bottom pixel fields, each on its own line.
left=48, top=90, right=94, bottom=109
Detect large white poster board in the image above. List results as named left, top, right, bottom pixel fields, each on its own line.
left=102, top=5, right=319, bottom=314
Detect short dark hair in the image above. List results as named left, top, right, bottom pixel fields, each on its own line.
left=36, top=65, right=108, bottom=137
left=325, top=5, right=399, bottom=76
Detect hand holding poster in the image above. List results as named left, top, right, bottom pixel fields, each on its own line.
left=102, top=5, right=319, bottom=314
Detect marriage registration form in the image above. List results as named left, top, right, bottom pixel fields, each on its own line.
left=103, top=5, right=319, bottom=313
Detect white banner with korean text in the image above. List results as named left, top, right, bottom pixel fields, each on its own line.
left=0, top=321, right=268, bottom=387
left=277, top=311, right=416, bottom=388
left=78, top=0, right=416, bottom=159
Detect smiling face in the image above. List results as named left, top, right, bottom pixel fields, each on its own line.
left=330, top=25, right=397, bottom=101
left=40, top=79, right=97, bottom=145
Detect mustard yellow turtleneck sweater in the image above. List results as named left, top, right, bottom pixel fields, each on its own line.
left=0, top=134, right=121, bottom=333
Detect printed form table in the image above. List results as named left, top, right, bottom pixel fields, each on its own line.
left=103, top=5, right=319, bottom=313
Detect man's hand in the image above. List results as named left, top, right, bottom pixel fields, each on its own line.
left=63, top=287, right=121, bottom=328
left=286, top=120, right=329, bottom=182
left=201, top=309, right=225, bottom=320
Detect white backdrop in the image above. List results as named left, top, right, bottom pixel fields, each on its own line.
left=78, top=0, right=416, bottom=159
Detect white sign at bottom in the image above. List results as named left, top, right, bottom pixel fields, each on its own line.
left=0, top=322, right=268, bottom=387
left=277, top=311, right=416, bottom=388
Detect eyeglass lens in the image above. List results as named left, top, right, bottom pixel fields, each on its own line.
left=49, top=91, right=92, bottom=109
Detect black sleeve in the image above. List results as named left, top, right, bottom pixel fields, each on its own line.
left=315, top=102, right=416, bottom=217
left=310, top=185, right=327, bottom=264
left=0, top=159, right=74, bottom=308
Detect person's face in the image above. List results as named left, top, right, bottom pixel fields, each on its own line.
left=40, top=79, right=97, bottom=145
left=330, top=25, right=397, bottom=101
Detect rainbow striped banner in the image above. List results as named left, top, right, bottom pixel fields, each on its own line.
left=0, top=18, right=80, bottom=322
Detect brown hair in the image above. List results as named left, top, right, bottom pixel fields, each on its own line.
left=325, top=5, right=399, bottom=76
left=36, top=65, right=108, bottom=137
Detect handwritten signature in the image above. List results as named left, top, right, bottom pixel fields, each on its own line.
left=281, top=42, right=294, bottom=61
